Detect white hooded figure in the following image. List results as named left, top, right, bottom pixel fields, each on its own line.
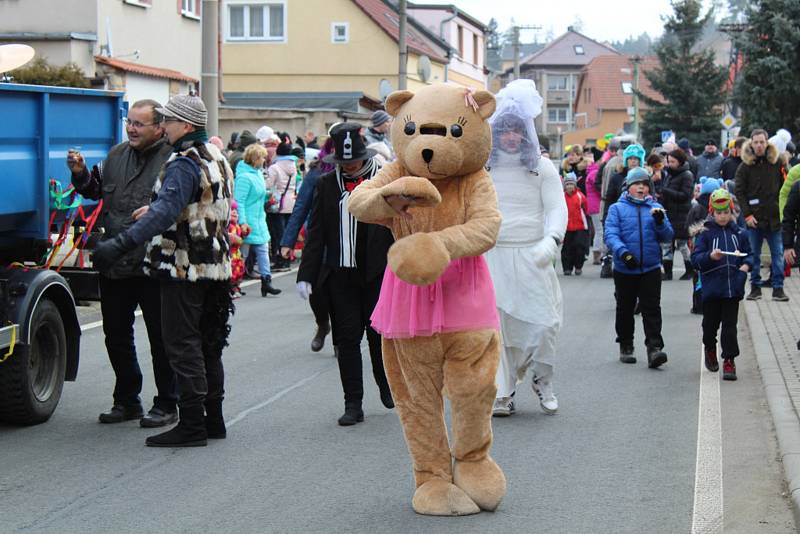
left=485, top=79, right=568, bottom=417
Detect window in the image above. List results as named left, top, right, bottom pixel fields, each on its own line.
left=473, top=33, right=479, bottom=65
left=547, top=106, right=569, bottom=123
left=457, top=25, right=464, bottom=57
left=621, top=82, right=633, bottom=94
left=547, top=75, right=568, bottom=91
left=574, top=44, right=585, bottom=55
left=182, top=0, right=200, bottom=18
left=331, top=22, right=349, bottom=44
left=227, top=2, right=286, bottom=41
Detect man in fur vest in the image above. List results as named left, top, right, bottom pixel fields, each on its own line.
left=92, top=95, right=234, bottom=447
left=735, top=128, right=789, bottom=302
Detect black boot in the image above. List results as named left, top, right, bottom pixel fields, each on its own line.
left=204, top=399, right=227, bottom=439
left=600, top=256, right=613, bottom=279
left=679, top=261, right=694, bottom=281
left=337, top=403, right=364, bottom=426
left=647, top=347, right=668, bottom=369
left=662, top=260, right=673, bottom=281
left=261, top=275, right=281, bottom=297
left=311, top=322, right=330, bottom=352
left=145, top=405, right=207, bottom=447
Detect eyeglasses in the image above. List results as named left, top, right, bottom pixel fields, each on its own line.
left=124, top=118, right=159, bottom=128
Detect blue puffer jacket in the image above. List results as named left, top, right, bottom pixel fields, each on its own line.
left=691, top=218, right=754, bottom=301
left=604, top=193, right=675, bottom=275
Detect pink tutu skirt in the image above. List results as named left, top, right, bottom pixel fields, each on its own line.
left=370, top=255, right=499, bottom=339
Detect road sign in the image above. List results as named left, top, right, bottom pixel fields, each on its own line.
left=661, top=130, right=675, bottom=144
left=720, top=112, right=737, bottom=130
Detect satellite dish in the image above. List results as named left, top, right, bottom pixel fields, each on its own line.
left=417, top=55, right=432, bottom=83
left=0, top=44, right=35, bottom=74
left=379, top=78, right=394, bottom=101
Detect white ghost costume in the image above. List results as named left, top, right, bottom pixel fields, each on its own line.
left=484, top=80, right=568, bottom=404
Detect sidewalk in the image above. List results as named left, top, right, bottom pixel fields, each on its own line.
left=744, top=272, right=800, bottom=525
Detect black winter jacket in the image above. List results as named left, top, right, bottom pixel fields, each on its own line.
left=659, top=163, right=694, bottom=240
left=735, top=141, right=784, bottom=231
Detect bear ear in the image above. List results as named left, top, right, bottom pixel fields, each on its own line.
left=472, top=90, right=496, bottom=119
left=385, top=90, right=414, bottom=116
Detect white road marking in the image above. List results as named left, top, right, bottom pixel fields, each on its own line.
left=226, top=369, right=326, bottom=428
left=691, top=347, right=724, bottom=533
left=78, top=269, right=297, bottom=332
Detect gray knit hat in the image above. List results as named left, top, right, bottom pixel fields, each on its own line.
left=371, top=110, right=391, bottom=128
left=156, top=94, right=207, bottom=127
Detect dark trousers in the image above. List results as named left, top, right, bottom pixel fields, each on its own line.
left=267, top=213, right=290, bottom=260
left=310, top=286, right=331, bottom=328
left=99, top=275, right=177, bottom=411
left=325, top=268, right=388, bottom=406
left=613, top=269, right=664, bottom=349
left=561, top=229, right=590, bottom=271
left=160, top=280, right=230, bottom=410
left=702, top=298, right=740, bottom=359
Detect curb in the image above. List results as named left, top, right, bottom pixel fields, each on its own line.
left=744, top=299, right=800, bottom=526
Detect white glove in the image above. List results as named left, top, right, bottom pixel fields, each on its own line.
left=531, top=237, right=559, bottom=268
left=296, top=281, right=313, bottom=300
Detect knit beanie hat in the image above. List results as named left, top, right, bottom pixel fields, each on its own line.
left=276, top=142, right=293, bottom=156
left=677, top=138, right=690, bottom=151
left=563, top=172, right=578, bottom=187
left=622, top=143, right=646, bottom=168
left=625, top=166, right=651, bottom=188
left=238, top=130, right=257, bottom=149
left=156, top=95, right=207, bottom=127
left=371, top=110, right=391, bottom=128
left=709, top=189, right=733, bottom=211
left=699, top=176, right=723, bottom=195
left=256, top=125, right=277, bottom=143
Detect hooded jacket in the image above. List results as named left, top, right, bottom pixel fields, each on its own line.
left=266, top=158, right=298, bottom=214
left=585, top=161, right=601, bottom=215
left=233, top=160, right=270, bottom=245
left=604, top=193, right=674, bottom=275
left=691, top=218, right=753, bottom=301
left=696, top=151, right=724, bottom=180
left=734, top=140, right=784, bottom=231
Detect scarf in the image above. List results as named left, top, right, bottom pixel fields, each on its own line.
left=336, top=157, right=380, bottom=268
left=173, top=129, right=209, bottom=152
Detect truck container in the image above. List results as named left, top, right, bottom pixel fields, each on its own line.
left=0, top=82, right=124, bottom=424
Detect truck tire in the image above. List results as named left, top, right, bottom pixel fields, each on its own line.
left=0, top=299, right=67, bottom=425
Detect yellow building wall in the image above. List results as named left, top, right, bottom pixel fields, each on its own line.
left=446, top=69, right=485, bottom=90
left=222, top=0, right=444, bottom=98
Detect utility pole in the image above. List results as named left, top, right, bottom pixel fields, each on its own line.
left=398, top=0, right=408, bottom=90
left=511, top=24, right=541, bottom=80
left=201, top=0, right=219, bottom=135
left=631, top=55, right=641, bottom=140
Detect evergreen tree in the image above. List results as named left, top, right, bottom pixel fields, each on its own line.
left=732, top=0, right=800, bottom=136
left=486, top=18, right=503, bottom=72
left=639, top=0, right=727, bottom=149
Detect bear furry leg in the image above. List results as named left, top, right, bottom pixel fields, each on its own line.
left=444, top=329, right=506, bottom=511
left=383, top=337, right=480, bottom=515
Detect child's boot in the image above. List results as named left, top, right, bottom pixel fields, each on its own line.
left=662, top=260, right=673, bottom=281
left=704, top=347, right=719, bottom=372
left=722, top=358, right=737, bottom=381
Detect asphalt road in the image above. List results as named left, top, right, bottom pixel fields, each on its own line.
left=0, top=264, right=794, bottom=533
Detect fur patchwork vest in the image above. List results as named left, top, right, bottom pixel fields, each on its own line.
left=145, top=142, right=233, bottom=282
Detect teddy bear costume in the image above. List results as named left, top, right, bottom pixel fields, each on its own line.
left=348, top=83, right=505, bottom=516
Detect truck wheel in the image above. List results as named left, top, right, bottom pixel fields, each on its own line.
left=0, top=299, right=66, bottom=425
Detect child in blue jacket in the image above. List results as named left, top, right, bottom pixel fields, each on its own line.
left=691, top=189, right=753, bottom=380
left=604, top=167, right=674, bottom=368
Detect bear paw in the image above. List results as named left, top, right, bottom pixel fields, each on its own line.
left=381, top=176, right=442, bottom=208
left=411, top=478, right=480, bottom=516
left=453, top=457, right=507, bottom=512
left=388, top=233, right=450, bottom=286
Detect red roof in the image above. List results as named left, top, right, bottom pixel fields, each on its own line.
left=94, top=55, right=198, bottom=83
left=576, top=55, right=662, bottom=112
left=351, top=0, right=447, bottom=63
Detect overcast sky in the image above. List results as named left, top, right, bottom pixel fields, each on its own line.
left=411, top=0, right=718, bottom=43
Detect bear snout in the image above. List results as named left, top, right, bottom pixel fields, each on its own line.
left=422, top=149, right=434, bottom=163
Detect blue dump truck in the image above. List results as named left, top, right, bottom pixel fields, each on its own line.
left=0, top=83, right=125, bottom=424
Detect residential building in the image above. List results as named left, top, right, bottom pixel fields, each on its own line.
left=0, top=0, right=202, bottom=104
left=220, top=0, right=450, bottom=141
left=506, top=28, right=620, bottom=155
left=407, top=3, right=488, bottom=89
left=563, top=55, right=662, bottom=148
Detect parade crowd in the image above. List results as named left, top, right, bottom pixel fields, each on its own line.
left=65, top=81, right=800, bottom=449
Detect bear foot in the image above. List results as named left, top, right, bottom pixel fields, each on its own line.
left=453, top=457, right=506, bottom=511
left=411, top=478, right=480, bottom=516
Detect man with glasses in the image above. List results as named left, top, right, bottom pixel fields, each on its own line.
left=67, top=99, right=178, bottom=427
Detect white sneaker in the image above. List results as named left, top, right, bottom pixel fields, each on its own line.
left=492, top=396, right=515, bottom=417
left=532, top=376, right=558, bottom=414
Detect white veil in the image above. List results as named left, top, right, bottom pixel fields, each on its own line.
left=488, top=79, right=543, bottom=171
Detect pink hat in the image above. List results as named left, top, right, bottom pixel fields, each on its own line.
left=231, top=200, right=238, bottom=210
